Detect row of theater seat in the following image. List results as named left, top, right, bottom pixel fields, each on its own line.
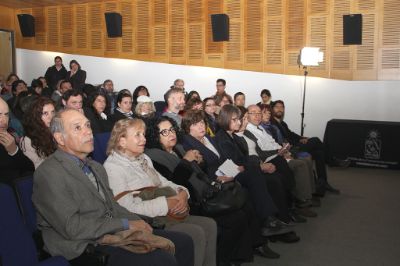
left=0, top=178, right=107, bottom=266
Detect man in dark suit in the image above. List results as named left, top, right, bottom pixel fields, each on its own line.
left=32, top=108, right=194, bottom=265
left=271, top=100, right=340, bottom=194
left=0, top=97, right=34, bottom=184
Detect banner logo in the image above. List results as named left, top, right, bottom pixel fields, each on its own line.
left=364, top=130, right=381, bottom=160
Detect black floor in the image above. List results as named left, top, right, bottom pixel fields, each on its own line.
left=246, top=167, right=400, bottom=266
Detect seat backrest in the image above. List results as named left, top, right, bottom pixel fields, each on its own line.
left=92, top=132, right=111, bottom=164
left=154, top=101, right=167, bottom=116
left=14, top=176, right=36, bottom=234
left=0, top=183, right=39, bottom=265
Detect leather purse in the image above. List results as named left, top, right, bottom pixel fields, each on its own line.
left=188, top=162, right=248, bottom=216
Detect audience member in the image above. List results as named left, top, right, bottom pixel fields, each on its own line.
left=163, top=87, right=185, bottom=126
left=38, top=76, right=52, bottom=98
left=62, top=89, right=83, bottom=113
left=66, top=59, right=86, bottom=90
left=51, top=80, right=71, bottom=104
left=173, top=78, right=186, bottom=93
left=20, top=97, right=57, bottom=168
left=134, top=95, right=156, bottom=119
left=29, top=78, right=43, bottom=96
left=0, top=97, right=34, bottom=184
left=184, top=98, right=203, bottom=112
left=110, top=91, right=135, bottom=123
left=32, top=109, right=194, bottom=265
left=104, top=118, right=217, bottom=266
left=271, top=100, right=340, bottom=195
left=100, top=79, right=117, bottom=114
left=258, top=89, right=272, bottom=106
left=7, top=79, right=28, bottom=111
left=234, top=92, right=246, bottom=107
left=202, top=97, right=219, bottom=136
left=1, top=74, right=19, bottom=101
left=83, top=91, right=113, bottom=134
left=186, top=90, right=201, bottom=102
left=132, top=85, right=150, bottom=107
left=44, top=56, right=68, bottom=90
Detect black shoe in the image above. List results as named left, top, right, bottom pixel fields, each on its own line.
left=296, top=207, right=317, bottom=218
left=311, top=196, right=321, bottom=207
left=254, top=244, right=280, bottom=259
left=289, top=211, right=307, bottom=223
left=332, top=157, right=351, bottom=167
left=295, top=198, right=312, bottom=208
left=261, top=217, right=293, bottom=237
left=324, top=183, right=340, bottom=194
left=269, top=232, right=300, bottom=243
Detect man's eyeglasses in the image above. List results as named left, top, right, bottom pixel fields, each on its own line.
left=248, top=112, right=262, bottom=116
left=159, top=127, right=176, bottom=137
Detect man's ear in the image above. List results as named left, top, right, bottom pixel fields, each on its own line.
left=53, top=132, right=65, bottom=146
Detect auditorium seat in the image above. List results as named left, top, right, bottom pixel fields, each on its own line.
left=92, top=132, right=111, bottom=164
left=0, top=183, right=69, bottom=266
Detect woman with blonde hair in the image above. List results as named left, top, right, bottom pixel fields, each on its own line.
left=104, top=118, right=217, bottom=266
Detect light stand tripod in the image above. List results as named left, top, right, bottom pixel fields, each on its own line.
left=300, top=66, right=308, bottom=137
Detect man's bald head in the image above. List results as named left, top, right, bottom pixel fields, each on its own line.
left=247, top=104, right=262, bottom=126
left=0, top=98, right=10, bottom=131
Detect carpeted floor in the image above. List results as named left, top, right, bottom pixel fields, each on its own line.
left=246, top=167, right=400, bottom=266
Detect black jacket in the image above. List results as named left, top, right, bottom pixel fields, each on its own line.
left=66, top=69, right=86, bottom=90
left=44, top=65, right=68, bottom=90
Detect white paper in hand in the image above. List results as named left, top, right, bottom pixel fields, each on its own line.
left=216, top=159, right=240, bottom=177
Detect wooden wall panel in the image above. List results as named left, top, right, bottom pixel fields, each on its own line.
left=0, top=6, right=15, bottom=30
left=9, top=0, right=400, bottom=80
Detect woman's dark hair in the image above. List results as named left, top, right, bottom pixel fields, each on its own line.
left=69, top=59, right=81, bottom=70
left=132, top=85, right=150, bottom=105
left=184, top=97, right=203, bottom=111
left=11, top=80, right=27, bottom=94
left=22, top=97, right=57, bottom=158
left=145, top=116, right=182, bottom=150
left=186, top=90, right=201, bottom=102
left=217, top=104, right=241, bottom=131
left=54, top=56, right=62, bottom=62
left=6, top=73, right=19, bottom=82
left=116, top=91, right=132, bottom=104
left=237, top=106, right=247, bottom=119
left=88, top=91, right=111, bottom=115
left=181, top=110, right=206, bottom=134
left=260, top=89, right=271, bottom=97
left=30, top=79, right=43, bottom=95
left=258, top=103, right=271, bottom=112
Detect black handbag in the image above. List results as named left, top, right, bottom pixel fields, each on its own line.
left=188, top=162, right=247, bottom=216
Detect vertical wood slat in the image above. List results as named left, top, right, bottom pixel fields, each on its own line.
left=225, top=0, right=243, bottom=69
left=187, top=0, right=204, bottom=65
left=152, top=0, right=168, bottom=62
left=170, top=0, right=186, bottom=64
left=136, top=0, right=150, bottom=57
left=378, top=0, right=400, bottom=80
left=75, top=4, right=87, bottom=50
left=244, top=0, right=262, bottom=70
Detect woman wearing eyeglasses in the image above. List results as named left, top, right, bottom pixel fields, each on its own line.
left=104, top=118, right=217, bottom=266
left=20, top=97, right=57, bottom=168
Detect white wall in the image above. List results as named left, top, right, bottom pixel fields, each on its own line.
left=16, top=48, right=400, bottom=139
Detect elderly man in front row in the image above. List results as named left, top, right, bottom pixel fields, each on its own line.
left=32, top=109, right=194, bottom=266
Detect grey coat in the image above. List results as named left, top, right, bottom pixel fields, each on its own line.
left=33, top=149, right=141, bottom=260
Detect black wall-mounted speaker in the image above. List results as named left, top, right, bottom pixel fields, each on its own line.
left=211, top=14, right=229, bottom=42
left=105, top=12, right=122, bottom=38
left=343, top=14, right=362, bottom=45
left=17, top=14, right=35, bottom=37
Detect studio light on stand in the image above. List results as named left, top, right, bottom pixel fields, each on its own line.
left=299, top=47, right=324, bottom=136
